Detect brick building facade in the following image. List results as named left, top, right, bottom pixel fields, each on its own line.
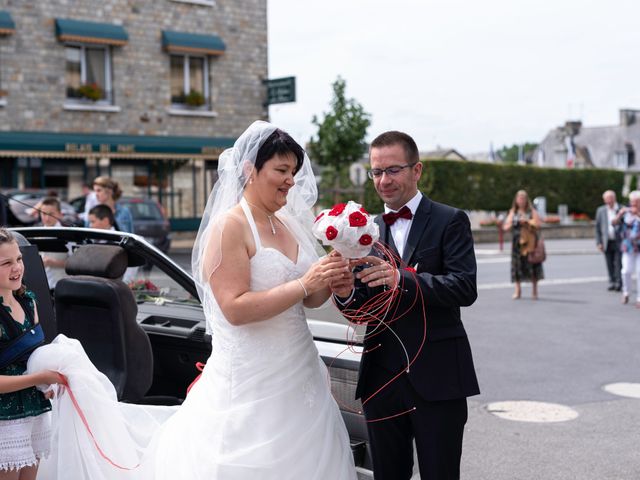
left=0, top=0, right=268, bottom=227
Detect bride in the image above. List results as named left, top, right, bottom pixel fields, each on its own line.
left=30, top=121, right=357, bottom=479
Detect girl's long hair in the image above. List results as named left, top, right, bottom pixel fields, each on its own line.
left=0, top=228, right=26, bottom=296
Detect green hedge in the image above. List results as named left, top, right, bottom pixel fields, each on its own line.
left=363, top=160, right=624, bottom=215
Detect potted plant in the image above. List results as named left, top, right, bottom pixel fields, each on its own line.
left=77, top=83, right=103, bottom=102
left=185, top=89, right=205, bottom=107
left=570, top=213, right=591, bottom=222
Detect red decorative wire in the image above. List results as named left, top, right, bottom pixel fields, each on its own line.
left=330, top=241, right=428, bottom=422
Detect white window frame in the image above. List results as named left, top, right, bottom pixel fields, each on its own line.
left=170, top=54, right=210, bottom=110
left=0, top=56, right=5, bottom=107
left=170, top=0, right=215, bottom=6
left=614, top=151, right=628, bottom=170
left=64, top=43, right=114, bottom=106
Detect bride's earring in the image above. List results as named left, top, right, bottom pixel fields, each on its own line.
left=249, top=178, right=254, bottom=185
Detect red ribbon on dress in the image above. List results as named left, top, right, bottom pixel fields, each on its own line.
left=186, top=362, right=206, bottom=395
left=59, top=374, right=140, bottom=471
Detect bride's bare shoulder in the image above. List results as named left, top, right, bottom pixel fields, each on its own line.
left=217, top=205, right=248, bottom=232
left=215, top=206, right=254, bottom=253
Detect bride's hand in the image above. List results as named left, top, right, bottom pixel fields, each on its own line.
left=327, top=251, right=354, bottom=298
left=300, top=255, right=350, bottom=295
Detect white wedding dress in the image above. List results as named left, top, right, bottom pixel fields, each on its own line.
left=29, top=202, right=356, bottom=480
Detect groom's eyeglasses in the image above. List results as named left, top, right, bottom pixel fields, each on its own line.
left=367, top=163, right=417, bottom=179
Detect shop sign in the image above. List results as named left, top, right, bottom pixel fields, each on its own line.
left=65, top=143, right=136, bottom=153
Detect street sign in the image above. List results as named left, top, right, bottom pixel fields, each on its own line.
left=349, top=163, right=367, bottom=186
left=264, top=76, right=296, bottom=105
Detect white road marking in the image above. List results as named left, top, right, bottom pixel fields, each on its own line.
left=475, top=249, right=505, bottom=255
left=603, top=383, right=640, bottom=399
left=479, top=276, right=608, bottom=290
left=486, top=401, right=579, bottom=423
left=477, top=257, right=510, bottom=264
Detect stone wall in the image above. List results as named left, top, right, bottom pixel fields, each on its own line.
left=473, top=222, right=595, bottom=244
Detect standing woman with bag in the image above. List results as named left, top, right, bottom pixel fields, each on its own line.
left=503, top=190, right=544, bottom=299
left=0, top=229, right=63, bottom=479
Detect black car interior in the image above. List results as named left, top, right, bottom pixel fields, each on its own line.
left=56, top=245, right=154, bottom=403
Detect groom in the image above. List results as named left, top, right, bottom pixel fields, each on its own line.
left=332, top=131, right=480, bottom=480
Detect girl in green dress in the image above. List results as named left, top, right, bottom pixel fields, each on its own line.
left=0, top=229, right=63, bottom=479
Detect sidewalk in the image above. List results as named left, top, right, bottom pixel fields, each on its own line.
left=169, top=232, right=197, bottom=253
left=171, top=234, right=599, bottom=257
left=475, top=237, right=597, bottom=256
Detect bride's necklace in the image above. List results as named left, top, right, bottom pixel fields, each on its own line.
left=245, top=200, right=277, bottom=235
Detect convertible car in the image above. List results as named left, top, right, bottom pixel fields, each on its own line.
left=11, top=227, right=373, bottom=479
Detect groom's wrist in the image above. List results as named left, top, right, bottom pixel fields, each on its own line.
left=333, top=289, right=355, bottom=305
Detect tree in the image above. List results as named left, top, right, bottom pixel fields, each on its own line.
left=498, top=143, right=538, bottom=164
left=308, top=77, right=371, bottom=205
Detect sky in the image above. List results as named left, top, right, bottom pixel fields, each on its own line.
left=267, top=0, right=640, bottom=154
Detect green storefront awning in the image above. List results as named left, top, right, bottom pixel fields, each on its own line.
left=55, top=18, right=128, bottom=46
left=162, top=30, right=226, bottom=55
left=0, top=11, right=15, bottom=34
left=0, top=131, right=235, bottom=157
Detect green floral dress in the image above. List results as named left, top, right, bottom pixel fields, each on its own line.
left=0, top=291, right=51, bottom=420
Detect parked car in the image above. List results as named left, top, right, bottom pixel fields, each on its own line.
left=70, top=196, right=171, bottom=253
left=119, top=197, right=171, bottom=253
left=10, top=227, right=372, bottom=476
left=1, top=189, right=81, bottom=227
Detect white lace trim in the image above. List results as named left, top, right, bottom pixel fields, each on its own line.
left=0, top=449, right=49, bottom=472
left=0, top=414, right=51, bottom=471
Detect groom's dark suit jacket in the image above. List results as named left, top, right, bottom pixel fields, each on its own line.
left=340, top=195, right=480, bottom=402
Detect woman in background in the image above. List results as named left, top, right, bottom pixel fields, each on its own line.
left=503, top=190, right=544, bottom=299
left=86, top=177, right=133, bottom=234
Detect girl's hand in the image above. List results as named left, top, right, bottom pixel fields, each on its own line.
left=38, top=370, right=67, bottom=387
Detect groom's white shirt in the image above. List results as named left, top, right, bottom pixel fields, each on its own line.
left=385, top=191, right=422, bottom=259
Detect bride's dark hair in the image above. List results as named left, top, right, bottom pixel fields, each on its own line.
left=254, top=129, right=304, bottom=174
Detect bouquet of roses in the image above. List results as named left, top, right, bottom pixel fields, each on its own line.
left=312, top=201, right=379, bottom=258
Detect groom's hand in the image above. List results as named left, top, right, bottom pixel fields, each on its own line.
left=351, top=255, right=398, bottom=289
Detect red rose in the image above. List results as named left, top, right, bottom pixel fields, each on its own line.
left=349, top=211, right=367, bottom=227
left=328, top=203, right=346, bottom=216
left=359, top=207, right=369, bottom=215
left=314, top=212, right=325, bottom=223
left=359, top=234, right=372, bottom=246
left=326, top=226, right=338, bottom=240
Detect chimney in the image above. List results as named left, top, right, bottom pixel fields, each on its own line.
left=564, top=121, right=582, bottom=136
left=620, top=109, right=639, bottom=126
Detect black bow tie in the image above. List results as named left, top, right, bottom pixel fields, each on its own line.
left=382, top=206, right=413, bottom=226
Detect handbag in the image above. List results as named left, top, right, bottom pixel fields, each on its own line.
left=527, top=234, right=546, bottom=264
left=0, top=322, right=44, bottom=369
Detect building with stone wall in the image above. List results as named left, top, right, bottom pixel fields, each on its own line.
left=0, top=0, right=268, bottom=228
left=533, top=109, right=640, bottom=173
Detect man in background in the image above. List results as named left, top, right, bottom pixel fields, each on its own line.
left=88, top=204, right=137, bottom=283
left=37, top=197, right=70, bottom=291
left=596, top=190, right=622, bottom=291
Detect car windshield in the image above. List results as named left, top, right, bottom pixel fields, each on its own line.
left=128, top=265, right=198, bottom=306
left=21, top=230, right=195, bottom=307
left=122, top=201, right=163, bottom=221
